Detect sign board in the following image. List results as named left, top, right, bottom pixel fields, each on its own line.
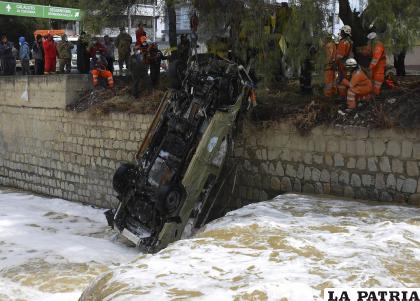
left=0, top=1, right=81, bottom=21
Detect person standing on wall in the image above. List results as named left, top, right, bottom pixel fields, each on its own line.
left=32, top=34, right=44, bottom=75
left=104, top=35, right=115, bottom=74
left=148, top=42, right=167, bottom=88
left=57, top=34, right=74, bottom=73
left=77, top=32, right=91, bottom=74
left=43, top=34, right=57, bottom=74
left=135, top=23, right=147, bottom=47
left=18, top=37, right=30, bottom=75
left=129, top=47, right=148, bottom=98
left=0, top=34, right=16, bottom=76
left=115, top=27, right=132, bottom=75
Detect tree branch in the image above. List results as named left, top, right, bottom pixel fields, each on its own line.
left=338, top=0, right=353, bottom=25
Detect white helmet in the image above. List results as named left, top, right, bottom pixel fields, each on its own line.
left=367, top=32, right=377, bottom=40
left=345, top=58, right=358, bottom=69
left=341, top=25, right=352, bottom=36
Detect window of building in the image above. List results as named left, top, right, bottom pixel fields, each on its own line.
left=132, top=16, right=154, bottom=29
left=138, top=0, right=157, bottom=5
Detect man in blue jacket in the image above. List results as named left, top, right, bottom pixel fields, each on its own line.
left=19, top=37, right=30, bottom=75
left=0, top=34, right=16, bottom=75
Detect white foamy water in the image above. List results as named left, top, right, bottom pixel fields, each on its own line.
left=0, top=190, right=419, bottom=301
left=80, top=195, right=420, bottom=301
left=0, top=189, right=138, bottom=301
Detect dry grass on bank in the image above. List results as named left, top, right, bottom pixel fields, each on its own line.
left=66, top=75, right=168, bottom=116
left=252, top=76, right=420, bottom=135
left=67, top=74, right=420, bottom=135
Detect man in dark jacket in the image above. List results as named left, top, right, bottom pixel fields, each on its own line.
left=148, top=43, right=166, bottom=88
left=177, top=34, right=190, bottom=63
left=129, top=49, right=148, bottom=98
left=77, top=31, right=90, bottom=74
left=115, top=27, right=132, bottom=74
left=0, top=34, right=16, bottom=75
left=32, top=34, right=44, bottom=75
left=104, top=35, right=115, bottom=73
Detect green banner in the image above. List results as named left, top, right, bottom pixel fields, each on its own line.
left=0, top=1, right=81, bottom=21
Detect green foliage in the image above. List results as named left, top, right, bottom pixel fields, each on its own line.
left=283, top=0, right=330, bottom=74
left=194, top=0, right=330, bottom=87
left=79, top=0, right=136, bottom=33
left=363, top=0, right=420, bottom=53
left=0, top=0, right=80, bottom=43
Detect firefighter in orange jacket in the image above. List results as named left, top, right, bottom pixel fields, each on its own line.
left=324, top=38, right=337, bottom=97
left=338, top=58, right=373, bottom=110
left=367, top=31, right=386, bottom=95
left=336, top=25, right=353, bottom=97
left=91, top=51, right=114, bottom=89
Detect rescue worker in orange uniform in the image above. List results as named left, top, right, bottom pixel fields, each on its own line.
left=90, top=51, right=114, bottom=89
left=336, top=25, right=353, bottom=97
left=338, top=58, right=373, bottom=110
left=324, top=38, right=337, bottom=97
left=367, top=31, right=386, bottom=95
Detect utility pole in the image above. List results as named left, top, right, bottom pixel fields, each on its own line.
left=127, top=5, right=132, bottom=35
left=332, top=0, right=337, bottom=35
left=153, top=0, right=156, bottom=42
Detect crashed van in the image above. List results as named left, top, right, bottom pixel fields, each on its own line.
left=105, top=54, right=255, bottom=253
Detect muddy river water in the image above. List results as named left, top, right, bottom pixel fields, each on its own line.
left=0, top=190, right=419, bottom=301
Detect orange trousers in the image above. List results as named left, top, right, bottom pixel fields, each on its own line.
left=324, top=69, right=337, bottom=97
left=347, top=90, right=372, bottom=109
left=338, top=82, right=348, bottom=98
left=371, top=60, right=385, bottom=95
left=91, top=69, right=114, bottom=88
left=336, top=63, right=348, bottom=97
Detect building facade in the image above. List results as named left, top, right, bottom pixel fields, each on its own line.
left=100, top=0, right=192, bottom=43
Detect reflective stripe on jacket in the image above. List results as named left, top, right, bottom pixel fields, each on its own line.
left=336, top=37, right=352, bottom=61
left=341, top=69, right=373, bottom=96
left=369, top=40, right=386, bottom=69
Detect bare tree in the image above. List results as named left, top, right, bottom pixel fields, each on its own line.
left=166, top=0, right=177, bottom=49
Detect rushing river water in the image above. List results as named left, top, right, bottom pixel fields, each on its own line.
left=0, top=190, right=419, bottom=301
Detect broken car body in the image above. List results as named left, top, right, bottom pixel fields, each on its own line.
left=106, top=54, right=254, bottom=253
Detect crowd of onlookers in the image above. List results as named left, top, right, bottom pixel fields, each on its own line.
left=0, top=31, right=116, bottom=76
left=0, top=23, right=194, bottom=99
left=0, top=23, right=174, bottom=78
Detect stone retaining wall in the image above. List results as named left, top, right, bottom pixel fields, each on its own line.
left=0, top=105, right=152, bottom=207
left=230, top=121, right=420, bottom=207
left=1, top=75, right=419, bottom=208
left=0, top=74, right=90, bottom=108
left=0, top=74, right=152, bottom=208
